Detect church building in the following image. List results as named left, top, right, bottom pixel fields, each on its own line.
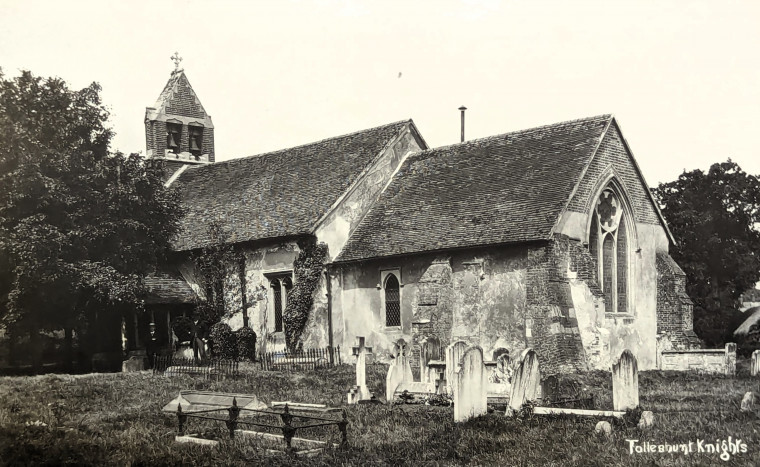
left=130, top=64, right=699, bottom=375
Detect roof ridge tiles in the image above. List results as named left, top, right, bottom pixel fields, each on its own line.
left=411, top=114, right=612, bottom=157
left=181, top=119, right=413, bottom=172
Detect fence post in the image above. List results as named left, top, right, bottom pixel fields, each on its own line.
left=280, top=403, right=295, bottom=451
left=177, top=403, right=187, bottom=436
left=338, top=408, right=348, bottom=446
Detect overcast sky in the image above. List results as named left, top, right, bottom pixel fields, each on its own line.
left=1, top=0, right=758, bottom=186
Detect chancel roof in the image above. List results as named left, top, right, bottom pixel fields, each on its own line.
left=337, top=115, right=616, bottom=262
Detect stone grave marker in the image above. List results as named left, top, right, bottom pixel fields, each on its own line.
left=385, top=340, right=413, bottom=402
left=453, top=346, right=488, bottom=422
left=420, top=337, right=441, bottom=384
left=752, top=351, right=760, bottom=377
left=595, top=420, right=612, bottom=436
left=507, top=348, right=541, bottom=414
left=445, top=341, right=468, bottom=396
left=638, top=410, right=655, bottom=429
left=612, top=349, right=639, bottom=411
left=741, top=392, right=754, bottom=412
left=348, top=337, right=375, bottom=405
left=487, top=351, right=512, bottom=396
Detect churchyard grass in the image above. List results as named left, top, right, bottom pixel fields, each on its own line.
left=1, top=362, right=759, bottom=466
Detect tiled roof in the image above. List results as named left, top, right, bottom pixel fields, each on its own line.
left=144, top=273, right=198, bottom=304
left=336, top=115, right=613, bottom=262
left=171, top=120, right=413, bottom=251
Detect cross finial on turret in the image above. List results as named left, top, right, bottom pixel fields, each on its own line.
left=171, top=52, right=183, bottom=71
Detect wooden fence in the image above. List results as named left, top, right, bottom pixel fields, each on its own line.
left=260, top=346, right=341, bottom=371
left=152, top=355, right=239, bottom=379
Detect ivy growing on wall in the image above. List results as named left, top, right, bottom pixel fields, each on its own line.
left=283, top=239, right=328, bottom=351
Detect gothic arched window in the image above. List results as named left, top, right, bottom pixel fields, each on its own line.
left=589, top=188, right=630, bottom=314
left=384, top=273, right=401, bottom=327
left=269, top=274, right=293, bottom=332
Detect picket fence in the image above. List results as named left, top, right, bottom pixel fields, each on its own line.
left=260, top=346, right=341, bottom=371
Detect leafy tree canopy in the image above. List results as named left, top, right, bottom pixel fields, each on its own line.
left=653, top=160, right=760, bottom=341
left=0, top=69, right=183, bottom=334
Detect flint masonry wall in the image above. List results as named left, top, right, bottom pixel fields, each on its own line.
left=336, top=245, right=531, bottom=364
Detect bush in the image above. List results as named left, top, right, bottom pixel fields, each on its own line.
left=171, top=316, right=193, bottom=343
left=235, top=327, right=257, bottom=361
left=209, top=322, right=237, bottom=360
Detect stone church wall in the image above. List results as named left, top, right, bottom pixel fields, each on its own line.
left=655, top=252, right=701, bottom=350
left=335, top=226, right=667, bottom=372
left=336, top=246, right=531, bottom=364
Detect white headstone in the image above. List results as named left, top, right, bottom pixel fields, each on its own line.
left=453, top=347, right=488, bottom=422
left=445, top=341, right=468, bottom=396
left=385, top=341, right=413, bottom=402
left=508, top=348, right=541, bottom=413
left=612, top=349, right=639, bottom=411
left=420, top=338, right=441, bottom=384
left=752, top=351, right=760, bottom=377
left=348, top=337, right=373, bottom=403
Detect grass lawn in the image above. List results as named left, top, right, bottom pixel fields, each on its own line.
left=1, top=362, right=760, bottom=466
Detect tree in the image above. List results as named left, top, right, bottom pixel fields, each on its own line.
left=0, top=70, right=183, bottom=369
left=653, top=160, right=760, bottom=344
left=189, top=221, right=267, bottom=358
left=189, top=222, right=240, bottom=340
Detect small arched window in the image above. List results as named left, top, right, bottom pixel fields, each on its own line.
left=384, top=274, right=401, bottom=327
left=589, top=188, right=630, bottom=314
left=269, top=274, right=293, bottom=332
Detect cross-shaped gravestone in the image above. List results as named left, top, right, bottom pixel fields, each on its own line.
left=348, top=336, right=374, bottom=404
left=353, top=337, right=372, bottom=397
left=171, top=52, right=183, bottom=70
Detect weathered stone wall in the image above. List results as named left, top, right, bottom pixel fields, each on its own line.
left=336, top=245, right=530, bottom=364
left=315, top=123, right=424, bottom=261
left=525, top=237, right=597, bottom=376
left=656, top=252, right=701, bottom=350
left=658, top=343, right=735, bottom=374
left=336, top=231, right=665, bottom=372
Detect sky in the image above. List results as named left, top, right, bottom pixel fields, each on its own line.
left=1, top=0, right=758, bottom=186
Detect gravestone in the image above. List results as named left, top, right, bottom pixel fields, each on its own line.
left=492, top=352, right=511, bottom=384
left=638, top=410, right=655, bottom=429
left=741, top=392, right=754, bottom=413
left=445, top=341, right=468, bottom=396
left=508, top=348, right=541, bottom=414
left=725, top=342, right=737, bottom=376
left=122, top=356, right=145, bottom=372
left=492, top=347, right=509, bottom=361
left=612, top=349, right=639, bottom=411
left=453, top=347, right=488, bottom=422
left=161, top=390, right=267, bottom=413
left=420, top=337, right=441, bottom=384
left=385, top=340, right=413, bottom=402
left=595, top=420, right=612, bottom=436
left=347, top=337, right=375, bottom=405
left=752, top=351, right=760, bottom=377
